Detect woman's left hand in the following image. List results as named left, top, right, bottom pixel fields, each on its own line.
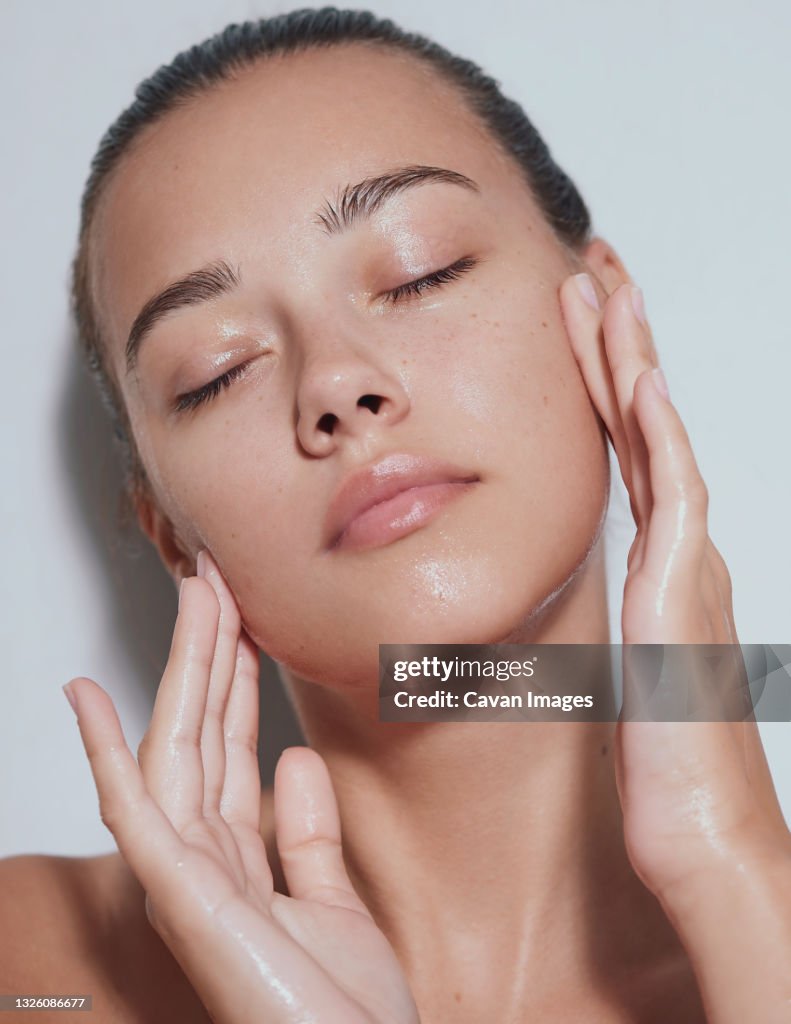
left=560, top=272, right=791, bottom=1023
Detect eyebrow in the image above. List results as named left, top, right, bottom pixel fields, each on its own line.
left=125, top=260, right=241, bottom=375
left=124, top=163, right=480, bottom=374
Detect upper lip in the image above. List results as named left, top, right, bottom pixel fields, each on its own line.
left=324, top=452, right=480, bottom=549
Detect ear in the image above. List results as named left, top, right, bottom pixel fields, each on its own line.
left=133, top=490, right=194, bottom=589
left=579, top=237, right=633, bottom=297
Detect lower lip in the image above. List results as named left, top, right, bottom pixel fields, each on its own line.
left=330, top=479, right=479, bottom=553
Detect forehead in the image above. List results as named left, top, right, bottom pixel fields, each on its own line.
left=91, top=44, right=532, bottom=368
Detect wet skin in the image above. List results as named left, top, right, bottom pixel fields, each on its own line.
left=7, top=39, right=790, bottom=1024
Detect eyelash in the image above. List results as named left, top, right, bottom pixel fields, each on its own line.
left=382, top=255, right=479, bottom=305
left=173, top=255, right=479, bottom=414
left=174, top=361, right=252, bottom=414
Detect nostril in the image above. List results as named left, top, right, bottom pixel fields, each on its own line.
left=317, top=412, right=337, bottom=433
left=358, top=394, right=383, bottom=413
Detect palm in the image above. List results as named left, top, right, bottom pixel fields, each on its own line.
left=142, top=814, right=415, bottom=1024
left=65, top=553, right=418, bottom=1024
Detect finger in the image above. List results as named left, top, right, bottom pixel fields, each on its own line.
left=220, top=628, right=263, bottom=830
left=600, top=283, right=658, bottom=530
left=196, top=550, right=243, bottom=815
left=631, top=368, right=710, bottom=600
left=274, top=747, right=370, bottom=916
left=180, top=553, right=255, bottom=891
left=139, top=576, right=220, bottom=832
left=64, top=676, right=186, bottom=888
left=220, top=629, right=275, bottom=906
left=560, top=274, right=638, bottom=519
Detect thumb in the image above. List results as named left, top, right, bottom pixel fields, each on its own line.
left=273, top=746, right=369, bottom=915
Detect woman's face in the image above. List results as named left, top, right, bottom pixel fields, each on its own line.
left=91, top=44, right=610, bottom=687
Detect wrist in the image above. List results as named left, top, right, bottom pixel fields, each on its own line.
left=655, top=833, right=791, bottom=1023
left=658, top=829, right=791, bottom=923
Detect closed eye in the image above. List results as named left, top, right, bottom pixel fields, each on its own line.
left=173, top=256, right=481, bottom=414
left=383, top=255, right=480, bottom=305
left=173, top=359, right=253, bottom=414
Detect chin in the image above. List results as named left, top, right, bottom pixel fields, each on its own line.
left=270, top=548, right=565, bottom=691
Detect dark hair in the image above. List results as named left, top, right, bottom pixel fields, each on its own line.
left=72, top=6, right=592, bottom=515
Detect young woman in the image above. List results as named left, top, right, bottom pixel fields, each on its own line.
left=3, top=8, right=789, bottom=1023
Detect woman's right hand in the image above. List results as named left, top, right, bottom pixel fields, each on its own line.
left=63, top=550, right=419, bottom=1024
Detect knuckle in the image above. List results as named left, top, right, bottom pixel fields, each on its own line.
left=685, top=475, right=709, bottom=507
left=99, top=801, right=122, bottom=832
left=710, top=545, right=734, bottom=596
left=144, top=893, right=160, bottom=930
left=224, top=730, right=258, bottom=759
left=136, top=733, right=150, bottom=764
left=143, top=894, right=177, bottom=942
left=715, top=556, right=733, bottom=592
left=280, top=833, right=340, bottom=861
left=172, top=728, right=202, bottom=752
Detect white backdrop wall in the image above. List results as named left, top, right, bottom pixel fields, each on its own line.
left=2, top=0, right=789, bottom=857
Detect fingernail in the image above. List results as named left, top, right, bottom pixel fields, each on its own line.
left=574, top=273, right=599, bottom=310
left=197, top=549, right=207, bottom=578
left=651, top=367, right=670, bottom=400
left=62, top=682, right=78, bottom=716
left=631, top=286, right=647, bottom=324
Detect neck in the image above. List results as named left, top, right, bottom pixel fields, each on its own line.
left=279, top=540, right=685, bottom=1016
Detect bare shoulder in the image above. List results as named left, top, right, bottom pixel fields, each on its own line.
left=0, top=789, right=282, bottom=1022
left=0, top=852, right=120, bottom=1016
left=0, top=852, right=114, bottom=973
left=0, top=852, right=208, bottom=1023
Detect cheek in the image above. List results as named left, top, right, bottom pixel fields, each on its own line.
left=410, top=297, right=609, bottom=566
left=485, top=309, right=607, bottom=510
left=142, top=423, right=308, bottom=631
left=407, top=290, right=588, bottom=454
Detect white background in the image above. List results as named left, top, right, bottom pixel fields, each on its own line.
left=2, top=0, right=789, bottom=857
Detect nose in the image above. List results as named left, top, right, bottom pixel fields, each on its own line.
left=295, top=348, right=411, bottom=456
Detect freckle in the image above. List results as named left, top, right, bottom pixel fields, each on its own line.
left=601, top=744, right=608, bottom=756
left=454, top=992, right=462, bottom=1003
left=542, top=394, right=548, bottom=406
left=541, top=321, right=548, bottom=328
left=470, top=312, right=478, bottom=319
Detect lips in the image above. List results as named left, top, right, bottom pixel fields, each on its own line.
left=324, top=452, right=480, bottom=551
